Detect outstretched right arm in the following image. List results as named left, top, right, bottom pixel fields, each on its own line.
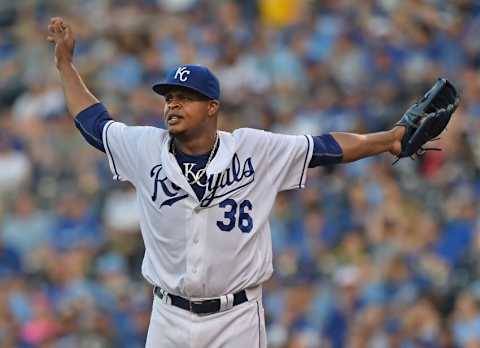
left=47, top=17, right=99, bottom=117
left=47, top=17, right=145, bottom=183
left=48, top=17, right=113, bottom=153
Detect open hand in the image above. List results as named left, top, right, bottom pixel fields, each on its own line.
left=47, top=17, right=75, bottom=68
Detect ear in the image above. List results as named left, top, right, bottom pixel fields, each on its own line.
left=207, top=100, right=220, bottom=117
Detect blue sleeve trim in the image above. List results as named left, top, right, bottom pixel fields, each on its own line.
left=74, top=103, right=112, bottom=152
left=104, top=121, right=120, bottom=179
left=308, top=134, right=343, bottom=168
left=299, top=135, right=310, bottom=188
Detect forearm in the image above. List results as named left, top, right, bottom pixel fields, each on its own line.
left=57, top=61, right=99, bottom=117
left=331, top=128, right=403, bottom=163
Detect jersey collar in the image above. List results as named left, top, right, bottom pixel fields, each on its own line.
left=160, top=135, right=197, bottom=199
left=160, top=131, right=236, bottom=201
left=206, top=131, right=236, bottom=176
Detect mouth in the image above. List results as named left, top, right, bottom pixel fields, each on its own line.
left=166, top=114, right=183, bottom=126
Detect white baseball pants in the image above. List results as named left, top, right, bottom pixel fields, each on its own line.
left=145, top=288, right=267, bottom=348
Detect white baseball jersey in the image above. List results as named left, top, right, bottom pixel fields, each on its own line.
left=102, top=121, right=313, bottom=298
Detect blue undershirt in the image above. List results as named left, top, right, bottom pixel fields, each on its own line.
left=74, top=103, right=344, bottom=196
left=173, top=148, right=214, bottom=201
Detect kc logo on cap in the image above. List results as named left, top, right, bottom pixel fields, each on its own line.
left=174, top=67, right=191, bottom=82
left=152, top=64, right=221, bottom=100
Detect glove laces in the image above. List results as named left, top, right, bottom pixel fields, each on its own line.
left=392, top=137, right=442, bottom=165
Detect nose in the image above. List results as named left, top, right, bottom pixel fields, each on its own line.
left=166, top=98, right=181, bottom=111
left=167, top=102, right=180, bottom=112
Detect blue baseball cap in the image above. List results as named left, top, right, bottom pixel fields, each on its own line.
left=152, top=64, right=220, bottom=100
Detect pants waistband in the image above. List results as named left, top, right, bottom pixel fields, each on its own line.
left=153, top=286, right=261, bottom=315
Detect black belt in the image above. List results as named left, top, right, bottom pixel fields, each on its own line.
left=154, top=287, right=248, bottom=314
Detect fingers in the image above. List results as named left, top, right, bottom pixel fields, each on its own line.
left=64, top=23, right=71, bottom=32
left=47, top=17, right=74, bottom=44
left=47, top=17, right=64, bottom=43
left=53, top=22, right=63, bottom=34
left=49, top=17, right=61, bottom=32
left=50, top=17, right=64, bottom=26
left=63, top=23, right=73, bottom=39
left=47, top=24, right=56, bottom=35
left=48, top=17, right=69, bottom=35
left=46, top=24, right=57, bottom=43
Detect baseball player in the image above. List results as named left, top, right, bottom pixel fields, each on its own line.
left=47, top=16, right=457, bottom=348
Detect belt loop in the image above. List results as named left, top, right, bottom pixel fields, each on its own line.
left=157, top=287, right=170, bottom=304
left=219, top=293, right=234, bottom=312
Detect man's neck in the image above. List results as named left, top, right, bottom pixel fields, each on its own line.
left=172, top=131, right=217, bottom=156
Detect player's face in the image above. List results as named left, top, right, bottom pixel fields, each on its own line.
left=163, top=87, right=215, bottom=136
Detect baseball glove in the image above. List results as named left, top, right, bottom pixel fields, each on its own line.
left=393, top=78, right=460, bottom=164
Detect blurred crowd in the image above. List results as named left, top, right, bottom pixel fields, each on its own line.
left=1, top=0, right=480, bottom=347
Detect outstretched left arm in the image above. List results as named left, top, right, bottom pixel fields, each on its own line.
left=310, top=79, right=457, bottom=166
left=308, top=126, right=405, bottom=167
left=331, top=126, right=405, bottom=163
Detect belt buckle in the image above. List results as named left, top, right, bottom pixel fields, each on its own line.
left=189, top=300, right=204, bottom=313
